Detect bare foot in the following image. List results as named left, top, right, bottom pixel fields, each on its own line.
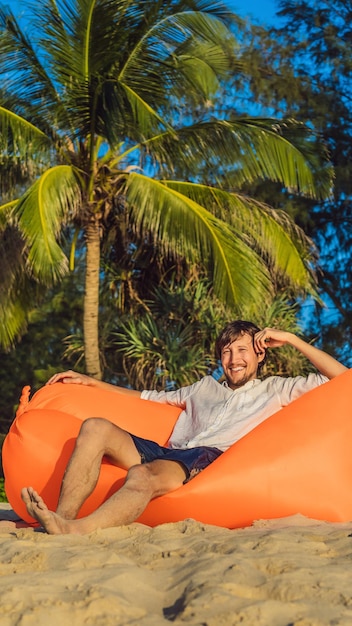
left=21, top=487, right=74, bottom=535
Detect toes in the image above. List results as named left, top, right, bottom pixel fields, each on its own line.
left=36, top=498, right=47, bottom=511
left=21, top=487, right=31, bottom=503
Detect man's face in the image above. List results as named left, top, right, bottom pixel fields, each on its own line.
left=220, top=332, right=264, bottom=390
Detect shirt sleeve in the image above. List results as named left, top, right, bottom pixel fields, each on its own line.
left=140, top=378, right=207, bottom=409
left=271, top=372, right=329, bottom=405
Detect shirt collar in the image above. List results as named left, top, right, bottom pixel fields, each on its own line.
left=222, top=378, right=261, bottom=391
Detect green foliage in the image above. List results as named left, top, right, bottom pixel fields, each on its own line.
left=111, top=273, right=228, bottom=390
left=0, top=478, right=6, bottom=502
left=231, top=0, right=352, bottom=365
left=0, top=0, right=334, bottom=382
left=104, top=260, right=312, bottom=389
left=0, top=255, right=84, bottom=433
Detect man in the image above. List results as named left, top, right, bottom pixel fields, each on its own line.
left=22, top=321, right=347, bottom=534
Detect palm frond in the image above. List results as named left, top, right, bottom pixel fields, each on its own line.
left=0, top=106, right=52, bottom=198
left=0, top=223, right=31, bottom=348
left=0, top=297, right=27, bottom=349
left=0, top=200, right=18, bottom=222
left=165, top=0, right=236, bottom=26
left=105, top=82, right=173, bottom=143
left=125, top=172, right=273, bottom=307
left=118, top=8, right=234, bottom=100
left=0, top=106, right=50, bottom=152
left=160, top=180, right=317, bottom=292
left=0, top=7, right=65, bottom=124
left=135, top=118, right=333, bottom=199
left=14, top=165, right=82, bottom=283
left=92, top=3, right=236, bottom=141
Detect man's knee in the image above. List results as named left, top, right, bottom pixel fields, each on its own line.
left=126, top=463, right=153, bottom=485
left=124, top=464, right=155, bottom=497
left=78, top=417, right=115, bottom=444
left=125, top=461, right=185, bottom=498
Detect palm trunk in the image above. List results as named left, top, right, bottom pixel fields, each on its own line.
left=83, top=216, right=102, bottom=379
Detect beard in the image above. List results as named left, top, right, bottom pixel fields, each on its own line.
left=224, top=368, right=253, bottom=390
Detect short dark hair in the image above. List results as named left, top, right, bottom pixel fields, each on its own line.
left=215, top=320, right=266, bottom=369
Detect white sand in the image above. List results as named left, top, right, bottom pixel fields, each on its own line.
left=1, top=504, right=352, bottom=625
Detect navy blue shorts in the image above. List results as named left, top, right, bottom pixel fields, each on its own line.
left=129, top=434, right=223, bottom=483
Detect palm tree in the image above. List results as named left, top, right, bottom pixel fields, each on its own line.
left=0, top=0, right=332, bottom=379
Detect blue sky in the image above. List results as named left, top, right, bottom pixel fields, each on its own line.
left=231, top=0, right=278, bottom=24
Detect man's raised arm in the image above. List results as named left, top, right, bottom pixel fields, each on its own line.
left=254, top=328, right=348, bottom=379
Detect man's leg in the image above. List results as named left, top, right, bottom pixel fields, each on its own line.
left=21, top=458, right=187, bottom=534
left=50, top=417, right=141, bottom=520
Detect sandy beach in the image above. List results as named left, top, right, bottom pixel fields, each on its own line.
left=1, top=504, right=352, bottom=625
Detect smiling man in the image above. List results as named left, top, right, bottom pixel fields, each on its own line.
left=220, top=328, right=265, bottom=389
left=21, top=320, right=347, bottom=535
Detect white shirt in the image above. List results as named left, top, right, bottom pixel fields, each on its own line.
left=141, top=373, right=328, bottom=451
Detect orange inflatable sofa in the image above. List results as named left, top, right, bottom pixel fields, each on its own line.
left=3, top=369, right=352, bottom=528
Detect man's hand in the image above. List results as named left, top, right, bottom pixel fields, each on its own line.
left=46, top=370, right=97, bottom=386
left=254, top=328, right=291, bottom=353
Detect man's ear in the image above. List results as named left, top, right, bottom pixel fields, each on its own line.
left=257, top=350, right=266, bottom=364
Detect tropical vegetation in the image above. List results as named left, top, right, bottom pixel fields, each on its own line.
left=0, top=0, right=333, bottom=385
left=231, top=0, right=352, bottom=364
left=0, top=478, right=6, bottom=502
